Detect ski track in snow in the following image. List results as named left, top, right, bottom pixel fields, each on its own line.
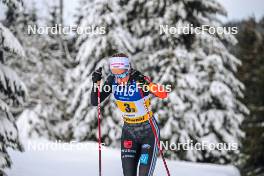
left=6, top=140, right=240, bottom=176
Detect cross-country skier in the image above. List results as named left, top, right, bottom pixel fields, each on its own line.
left=91, top=53, right=168, bottom=176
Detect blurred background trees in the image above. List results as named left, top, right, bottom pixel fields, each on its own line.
left=3, top=0, right=76, bottom=141
left=0, top=0, right=263, bottom=176
left=227, top=17, right=264, bottom=176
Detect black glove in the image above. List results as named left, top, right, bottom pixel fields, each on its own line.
left=92, top=67, right=102, bottom=83
left=130, top=69, right=150, bottom=85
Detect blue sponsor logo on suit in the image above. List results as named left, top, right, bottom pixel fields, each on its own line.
left=140, top=154, right=149, bottom=165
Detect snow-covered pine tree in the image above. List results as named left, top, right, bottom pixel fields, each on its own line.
left=0, top=1, right=26, bottom=175
left=228, top=17, right=264, bottom=176
left=67, top=0, right=126, bottom=145
left=3, top=3, right=73, bottom=141
left=70, top=0, right=248, bottom=163
left=22, top=4, right=74, bottom=141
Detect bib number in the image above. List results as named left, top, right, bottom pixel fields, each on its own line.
left=116, top=101, right=137, bottom=113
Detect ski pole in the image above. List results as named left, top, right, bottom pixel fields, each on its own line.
left=97, top=82, right=102, bottom=176
left=138, top=80, right=171, bottom=176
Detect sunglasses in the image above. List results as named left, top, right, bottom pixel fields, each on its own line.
left=112, top=70, right=130, bottom=79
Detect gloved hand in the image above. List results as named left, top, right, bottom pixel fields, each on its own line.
left=130, top=69, right=150, bottom=85
left=92, top=67, right=102, bottom=83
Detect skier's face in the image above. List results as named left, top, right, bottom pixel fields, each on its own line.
left=111, top=68, right=130, bottom=84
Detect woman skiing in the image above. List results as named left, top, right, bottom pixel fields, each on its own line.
left=91, top=53, right=168, bottom=176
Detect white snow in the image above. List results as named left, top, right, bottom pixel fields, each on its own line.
left=6, top=140, right=240, bottom=176
left=0, top=23, right=25, bottom=57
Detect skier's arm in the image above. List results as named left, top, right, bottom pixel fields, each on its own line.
left=148, top=82, right=168, bottom=99
left=90, top=75, right=114, bottom=106
left=142, top=76, right=168, bottom=99
left=131, top=69, right=168, bottom=99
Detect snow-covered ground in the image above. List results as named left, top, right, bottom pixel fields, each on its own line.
left=6, top=140, right=240, bottom=176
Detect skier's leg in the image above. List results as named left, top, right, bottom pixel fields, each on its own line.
left=121, top=126, right=141, bottom=176
left=138, top=118, right=160, bottom=176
